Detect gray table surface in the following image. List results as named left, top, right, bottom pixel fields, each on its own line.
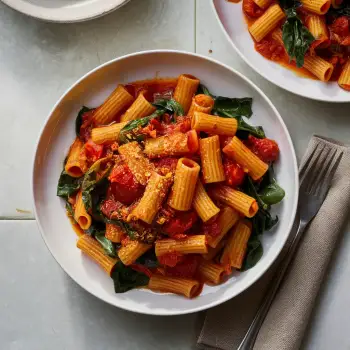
left=1, top=0, right=349, bottom=349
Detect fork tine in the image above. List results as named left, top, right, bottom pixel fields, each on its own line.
left=318, top=151, right=343, bottom=200
left=310, top=148, right=336, bottom=195
left=299, top=144, right=321, bottom=179
left=299, top=145, right=326, bottom=191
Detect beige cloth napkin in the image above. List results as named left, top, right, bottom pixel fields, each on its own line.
left=197, top=135, right=350, bottom=350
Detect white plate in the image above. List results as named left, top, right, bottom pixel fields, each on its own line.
left=212, top=0, right=350, bottom=102
left=1, top=0, right=129, bottom=23
left=32, top=50, right=298, bottom=315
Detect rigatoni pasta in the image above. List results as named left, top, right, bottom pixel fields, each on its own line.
left=192, top=112, right=238, bottom=136
left=223, top=136, right=268, bottom=180
left=200, top=135, right=225, bottom=183
left=248, top=4, right=285, bottom=42
left=173, top=74, right=200, bottom=113
left=121, top=92, right=156, bottom=122
left=168, top=158, right=200, bottom=211
left=93, top=85, right=134, bottom=125
left=57, top=73, right=285, bottom=298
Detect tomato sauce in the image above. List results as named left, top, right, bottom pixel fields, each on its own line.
left=125, top=78, right=178, bottom=102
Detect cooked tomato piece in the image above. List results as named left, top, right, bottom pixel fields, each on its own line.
left=330, top=17, right=349, bottom=37
left=158, top=251, right=184, bottom=267
left=109, top=164, right=144, bottom=205
left=165, top=255, right=200, bottom=278
left=245, top=135, right=279, bottom=162
left=162, top=211, right=198, bottom=236
left=255, top=40, right=285, bottom=61
left=161, top=116, right=191, bottom=135
left=223, top=159, right=246, bottom=187
left=84, top=139, right=104, bottom=162
left=243, top=0, right=263, bottom=18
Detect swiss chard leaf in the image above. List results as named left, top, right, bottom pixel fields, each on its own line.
left=118, top=109, right=164, bottom=144
left=258, top=166, right=285, bottom=205
left=76, top=106, right=92, bottom=137
left=57, top=170, right=82, bottom=199
left=81, top=159, right=112, bottom=214
left=111, top=261, right=150, bottom=293
left=196, top=84, right=213, bottom=97
left=279, top=0, right=301, bottom=9
left=136, top=249, right=159, bottom=268
left=282, top=8, right=314, bottom=67
left=85, top=221, right=116, bottom=257
left=95, top=234, right=117, bottom=257
left=241, top=235, right=263, bottom=271
left=103, top=216, right=138, bottom=240
left=153, top=98, right=184, bottom=116
left=213, top=96, right=253, bottom=118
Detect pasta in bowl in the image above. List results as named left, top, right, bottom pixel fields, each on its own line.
left=33, top=51, right=298, bottom=314
left=213, top=0, right=350, bottom=102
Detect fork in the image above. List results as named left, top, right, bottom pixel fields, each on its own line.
left=237, top=144, right=344, bottom=350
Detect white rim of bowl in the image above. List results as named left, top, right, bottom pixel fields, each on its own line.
left=1, top=0, right=130, bottom=23
left=211, top=0, right=350, bottom=103
left=32, top=49, right=299, bottom=315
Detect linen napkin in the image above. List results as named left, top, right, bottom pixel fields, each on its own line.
left=197, top=135, right=350, bottom=350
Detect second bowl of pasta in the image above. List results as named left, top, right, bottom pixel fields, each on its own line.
left=213, top=0, right=350, bottom=102
left=32, top=50, right=298, bottom=315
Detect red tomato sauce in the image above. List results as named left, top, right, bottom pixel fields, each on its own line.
left=125, top=78, right=178, bottom=102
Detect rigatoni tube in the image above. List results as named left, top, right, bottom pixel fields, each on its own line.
left=223, top=136, right=268, bottom=180
left=200, top=135, right=225, bottom=183
left=155, top=235, right=208, bottom=256
left=93, top=85, right=134, bottom=125
left=77, top=235, right=117, bottom=275
left=220, top=220, right=252, bottom=270
left=173, top=74, right=200, bottom=114
left=191, top=112, right=237, bottom=136
left=168, top=158, right=200, bottom=211
left=193, top=180, right=220, bottom=222
left=210, top=184, right=259, bottom=218
left=131, top=172, right=172, bottom=224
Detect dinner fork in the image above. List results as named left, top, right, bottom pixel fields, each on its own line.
left=237, top=144, right=343, bottom=350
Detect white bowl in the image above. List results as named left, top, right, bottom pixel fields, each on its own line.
left=212, top=0, right=350, bottom=102
left=1, top=0, right=129, bottom=23
left=32, top=50, right=298, bottom=315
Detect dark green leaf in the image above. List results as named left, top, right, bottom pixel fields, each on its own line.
left=57, top=170, right=82, bottom=198
left=85, top=221, right=105, bottom=236
left=196, top=84, right=213, bottom=96
left=65, top=201, right=75, bottom=218
left=118, top=109, right=164, bottom=144
left=214, top=96, right=253, bottom=118
left=81, top=159, right=112, bottom=214
left=282, top=8, right=314, bottom=67
left=136, top=249, right=159, bottom=268
left=111, top=261, right=150, bottom=293
left=241, top=236, right=263, bottom=271
left=259, top=166, right=285, bottom=205
left=279, top=0, right=301, bottom=9
left=259, top=182, right=285, bottom=205
left=76, top=106, right=92, bottom=137
left=95, top=234, right=116, bottom=257
left=153, top=99, right=184, bottom=116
